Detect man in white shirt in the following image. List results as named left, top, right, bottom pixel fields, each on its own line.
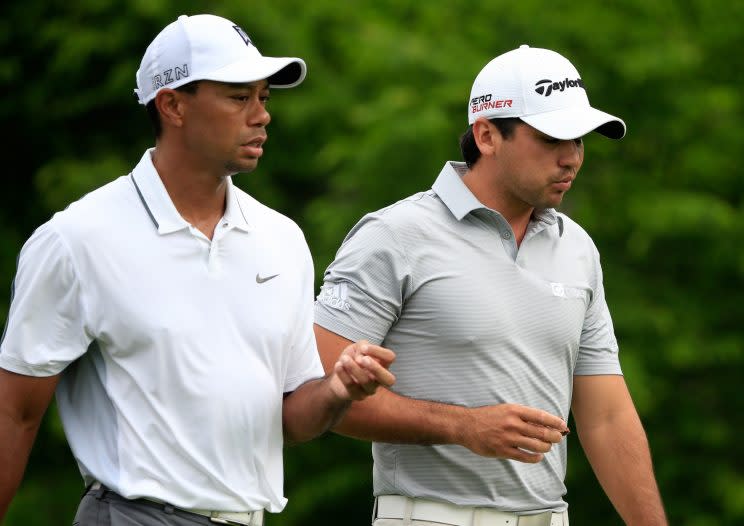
left=0, top=14, right=394, bottom=526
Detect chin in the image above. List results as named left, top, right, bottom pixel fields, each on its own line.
left=547, top=193, right=567, bottom=207
left=228, top=161, right=259, bottom=175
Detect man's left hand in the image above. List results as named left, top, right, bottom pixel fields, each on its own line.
left=328, top=340, right=395, bottom=401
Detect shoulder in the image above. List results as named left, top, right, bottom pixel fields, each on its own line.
left=50, top=176, right=134, bottom=224
left=349, top=190, right=440, bottom=238
left=555, top=212, right=602, bottom=265
left=556, top=212, right=596, bottom=245
left=44, top=176, right=135, bottom=239
left=372, top=190, right=438, bottom=223
left=232, top=186, right=307, bottom=245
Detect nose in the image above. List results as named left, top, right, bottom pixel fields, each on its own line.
left=251, top=104, right=271, bottom=128
left=558, top=139, right=583, bottom=171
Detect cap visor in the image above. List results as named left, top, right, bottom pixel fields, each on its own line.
left=200, top=56, right=307, bottom=88
left=521, top=106, right=626, bottom=140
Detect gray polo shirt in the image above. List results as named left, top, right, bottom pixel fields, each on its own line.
left=314, top=161, right=621, bottom=513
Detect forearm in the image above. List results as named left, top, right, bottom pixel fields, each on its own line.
left=313, top=325, right=567, bottom=460
left=282, top=377, right=351, bottom=444
left=0, top=370, right=58, bottom=521
left=0, top=414, right=41, bottom=520
left=283, top=339, right=396, bottom=444
left=577, top=408, right=667, bottom=525
left=314, top=326, right=468, bottom=445
left=333, top=387, right=469, bottom=445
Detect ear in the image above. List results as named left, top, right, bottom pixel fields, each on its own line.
left=472, top=117, right=502, bottom=157
left=154, top=89, right=187, bottom=129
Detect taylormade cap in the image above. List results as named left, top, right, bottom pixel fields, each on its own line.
left=468, top=45, right=625, bottom=139
left=135, top=14, right=307, bottom=105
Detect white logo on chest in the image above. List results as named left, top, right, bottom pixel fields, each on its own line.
left=550, top=283, right=566, bottom=297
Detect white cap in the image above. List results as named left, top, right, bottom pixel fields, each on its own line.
left=468, top=45, right=625, bottom=139
left=134, top=14, right=307, bottom=105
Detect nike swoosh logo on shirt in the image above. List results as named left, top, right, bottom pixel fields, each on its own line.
left=256, top=273, right=280, bottom=284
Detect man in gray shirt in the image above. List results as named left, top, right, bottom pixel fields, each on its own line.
left=314, top=45, right=667, bottom=525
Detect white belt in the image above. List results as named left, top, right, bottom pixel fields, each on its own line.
left=375, top=495, right=568, bottom=526
left=188, top=508, right=263, bottom=525
left=90, top=482, right=263, bottom=525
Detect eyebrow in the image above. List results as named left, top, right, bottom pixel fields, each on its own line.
left=530, top=128, right=554, bottom=140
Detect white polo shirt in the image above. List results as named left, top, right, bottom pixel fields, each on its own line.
left=0, top=149, right=324, bottom=513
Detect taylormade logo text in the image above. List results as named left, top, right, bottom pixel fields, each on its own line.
left=534, top=77, right=584, bottom=97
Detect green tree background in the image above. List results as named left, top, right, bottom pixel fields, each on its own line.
left=1, top=0, right=742, bottom=525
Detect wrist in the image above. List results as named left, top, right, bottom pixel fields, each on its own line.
left=453, top=405, right=476, bottom=447
left=324, top=373, right=353, bottom=406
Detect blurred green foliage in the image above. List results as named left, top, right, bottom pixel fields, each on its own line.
left=1, top=0, right=742, bottom=525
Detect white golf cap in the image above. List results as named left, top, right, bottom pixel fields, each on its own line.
left=134, top=14, right=307, bottom=105
left=468, top=45, right=625, bottom=139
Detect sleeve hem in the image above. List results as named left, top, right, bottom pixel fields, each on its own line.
left=0, top=354, right=64, bottom=376
left=573, top=363, right=623, bottom=376
left=314, top=309, right=386, bottom=345
left=283, top=367, right=325, bottom=393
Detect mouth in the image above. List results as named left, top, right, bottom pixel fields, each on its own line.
left=241, top=136, right=267, bottom=158
left=551, top=174, right=574, bottom=192
left=552, top=180, right=572, bottom=191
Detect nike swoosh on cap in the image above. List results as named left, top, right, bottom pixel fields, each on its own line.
left=256, top=273, right=279, bottom=283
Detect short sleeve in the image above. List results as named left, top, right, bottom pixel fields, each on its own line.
left=0, top=222, right=91, bottom=376
left=314, top=216, right=412, bottom=345
left=574, top=243, right=622, bottom=376
left=283, top=233, right=324, bottom=392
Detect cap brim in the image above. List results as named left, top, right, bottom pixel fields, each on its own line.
left=200, top=56, right=307, bottom=89
left=521, top=106, right=626, bottom=140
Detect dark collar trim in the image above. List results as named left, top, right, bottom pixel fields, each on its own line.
left=129, top=172, right=159, bottom=229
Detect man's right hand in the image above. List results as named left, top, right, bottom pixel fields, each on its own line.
left=459, top=403, right=569, bottom=463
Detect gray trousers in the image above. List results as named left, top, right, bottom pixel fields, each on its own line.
left=73, top=486, right=238, bottom=526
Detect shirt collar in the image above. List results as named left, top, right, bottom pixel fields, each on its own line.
left=431, top=161, right=485, bottom=220
left=130, top=148, right=252, bottom=235
left=532, top=207, right=564, bottom=236
left=431, top=160, right=564, bottom=236
left=223, top=179, right=253, bottom=233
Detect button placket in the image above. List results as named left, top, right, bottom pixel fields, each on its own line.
left=495, top=221, right=517, bottom=261
left=207, top=240, right=221, bottom=273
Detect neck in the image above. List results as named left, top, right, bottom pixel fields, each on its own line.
left=151, top=144, right=228, bottom=240
left=461, top=162, right=533, bottom=245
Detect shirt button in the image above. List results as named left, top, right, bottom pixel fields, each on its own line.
left=502, top=231, right=512, bottom=240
